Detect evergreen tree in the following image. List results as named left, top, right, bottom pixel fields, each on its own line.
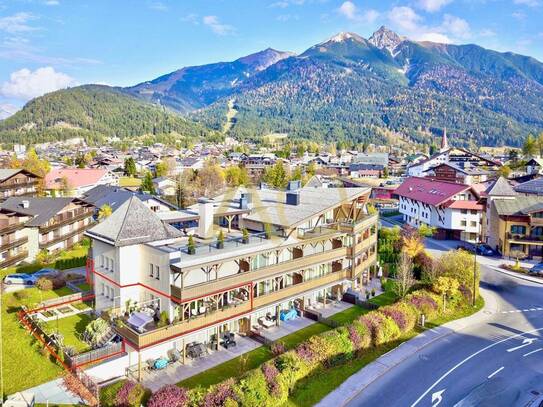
left=124, top=157, right=137, bottom=177
left=141, top=171, right=155, bottom=194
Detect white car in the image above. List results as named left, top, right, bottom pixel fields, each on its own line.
left=3, top=273, right=34, bottom=285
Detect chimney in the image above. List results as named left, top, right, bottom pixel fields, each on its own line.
left=21, top=200, right=30, bottom=209
left=286, top=191, right=300, bottom=206
left=287, top=180, right=301, bottom=191
left=197, top=198, right=214, bottom=240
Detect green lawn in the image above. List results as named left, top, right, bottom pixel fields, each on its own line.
left=368, top=280, right=397, bottom=307
left=327, top=305, right=368, bottom=325
left=2, top=286, right=77, bottom=396
left=42, top=313, right=93, bottom=353
left=119, top=176, right=142, bottom=187
left=177, top=322, right=330, bottom=390
left=76, top=282, right=91, bottom=292
left=283, top=297, right=485, bottom=406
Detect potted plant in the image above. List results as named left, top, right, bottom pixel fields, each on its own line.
left=187, top=235, right=195, bottom=255
left=242, top=228, right=249, bottom=244
left=217, top=230, right=225, bottom=249
left=371, top=288, right=376, bottom=297
left=264, top=223, right=272, bottom=240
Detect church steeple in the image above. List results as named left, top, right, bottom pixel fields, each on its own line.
left=440, top=127, right=449, bottom=152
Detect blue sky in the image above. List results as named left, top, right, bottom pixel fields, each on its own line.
left=0, top=0, right=542, bottom=110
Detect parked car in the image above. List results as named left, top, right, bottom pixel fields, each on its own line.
left=476, top=244, right=496, bottom=256
left=26, top=268, right=59, bottom=284
left=3, top=273, right=34, bottom=285
left=529, top=263, right=543, bottom=275
left=456, top=243, right=476, bottom=253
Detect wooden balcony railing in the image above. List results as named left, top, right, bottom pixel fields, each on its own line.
left=347, top=236, right=377, bottom=257
left=0, top=236, right=28, bottom=252
left=40, top=210, right=93, bottom=234
left=115, top=301, right=252, bottom=349
left=0, top=250, right=28, bottom=269
left=0, top=180, right=37, bottom=192
left=252, top=269, right=350, bottom=309
left=171, top=246, right=348, bottom=301
left=39, top=223, right=93, bottom=249
left=0, top=221, right=25, bottom=235
left=339, top=214, right=379, bottom=233
left=352, top=253, right=378, bottom=278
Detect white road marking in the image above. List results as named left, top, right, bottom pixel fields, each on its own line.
left=507, top=338, right=538, bottom=353
left=410, top=327, right=543, bottom=407
left=431, top=389, right=445, bottom=407
left=487, top=366, right=504, bottom=379
left=523, top=348, right=543, bottom=357
left=501, top=307, right=543, bottom=314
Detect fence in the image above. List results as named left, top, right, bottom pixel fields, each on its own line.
left=37, top=292, right=95, bottom=311
left=65, top=341, right=125, bottom=369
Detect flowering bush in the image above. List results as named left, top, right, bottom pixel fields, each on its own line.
left=348, top=320, right=371, bottom=351
left=380, top=302, right=417, bottom=333
left=270, top=341, right=286, bottom=356
left=203, top=379, right=237, bottom=407
left=274, top=351, right=310, bottom=390
left=360, top=312, right=401, bottom=345
left=114, top=380, right=149, bottom=407
left=295, top=342, right=314, bottom=363
left=261, top=363, right=281, bottom=397
left=407, top=292, right=439, bottom=318
left=147, top=385, right=188, bottom=407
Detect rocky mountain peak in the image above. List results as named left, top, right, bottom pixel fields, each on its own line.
left=368, top=26, right=405, bottom=53
left=237, top=48, right=295, bottom=72
left=322, top=32, right=365, bottom=45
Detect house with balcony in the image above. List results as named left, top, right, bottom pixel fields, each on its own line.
left=84, top=185, right=378, bottom=381
left=0, top=207, right=32, bottom=268
left=45, top=168, right=119, bottom=197
left=0, top=169, right=41, bottom=201
left=488, top=196, right=543, bottom=259
left=396, top=177, right=483, bottom=242
left=1, top=197, right=95, bottom=261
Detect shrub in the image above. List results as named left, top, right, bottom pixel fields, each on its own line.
left=270, top=341, right=286, bottom=356
left=407, top=292, right=439, bottom=318
left=51, top=275, right=66, bottom=289
left=274, top=351, right=309, bottom=390
left=157, top=311, right=170, bottom=328
left=203, top=379, right=237, bottom=407
left=347, top=320, right=371, bottom=351
left=261, top=362, right=281, bottom=397
left=380, top=303, right=417, bottom=333
left=148, top=384, right=188, bottom=407
left=114, top=380, right=149, bottom=407
left=235, top=369, right=273, bottom=407
left=360, top=312, right=401, bottom=346
left=36, top=277, right=53, bottom=291
left=14, top=290, right=30, bottom=301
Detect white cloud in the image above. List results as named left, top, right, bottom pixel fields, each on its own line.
left=148, top=1, right=168, bottom=11
left=44, top=0, right=60, bottom=5
left=479, top=28, right=496, bottom=37
left=270, top=1, right=290, bottom=8
left=202, top=15, right=235, bottom=36
left=0, top=12, right=38, bottom=34
left=512, top=10, right=526, bottom=19
left=0, top=103, right=19, bottom=120
left=514, top=0, right=540, bottom=7
left=0, top=67, right=76, bottom=101
left=388, top=6, right=422, bottom=32
left=440, top=14, right=470, bottom=39
left=337, top=1, right=380, bottom=23
left=417, top=32, right=452, bottom=43
left=181, top=14, right=199, bottom=24
left=417, top=0, right=452, bottom=13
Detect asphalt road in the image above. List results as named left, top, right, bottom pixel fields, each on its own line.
left=346, top=260, right=543, bottom=407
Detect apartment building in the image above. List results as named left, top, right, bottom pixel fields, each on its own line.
left=45, top=168, right=119, bottom=197
left=0, top=169, right=40, bottom=201
left=396, top=177, right=483, bottom=242
left=0, top=207, right=32, bottom=268
left=84, top=186, right=377, bottom=379
left=1, top=197, right=95, bottom=261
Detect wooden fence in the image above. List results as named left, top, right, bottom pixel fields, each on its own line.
left=65, top=341, right=125, bottom=369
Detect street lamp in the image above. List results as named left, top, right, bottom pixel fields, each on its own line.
left=472, top=239, right=479, bottom=307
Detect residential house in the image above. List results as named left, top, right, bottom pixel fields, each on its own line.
left=152, top=177, right=177, bottom=196
left=45, top=168, right=119, bottom=197
left=514, top=177, right=543, bottom=196
left=0, top=207, right=32, bottom=269
left=395, top=177, right=483, bottom=242
left=84, top=186, right=378, bottom=382
left=423, top=163, right=490, bottom=185
left=1, top=197, right=95, bottom=261
left=0, top=169, right=41, bottom=201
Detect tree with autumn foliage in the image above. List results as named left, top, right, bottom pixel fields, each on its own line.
left=10, top=148, right=50, bottom=196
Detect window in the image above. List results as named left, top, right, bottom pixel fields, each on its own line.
left=533, top=212, right=543, bottom=218
left=470, top=221, right=477, bottom=227
left=470, top=210, right=477, bottom=215
left=155, top=266, right=160, bottom=280
left=461, top=209, right=468, bottom=214
left=149, top=264, right=154, bottom=277
left=511, top=225, right=526, bottom=235
left=460, top=220, right=467, bottom=227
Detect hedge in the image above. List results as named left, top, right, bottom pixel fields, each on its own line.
left=104, top=288, right=472, bottom=407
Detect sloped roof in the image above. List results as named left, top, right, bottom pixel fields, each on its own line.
left=45, top=168, right=110, bottom=189
left=493, top=196, right=543, bottom=216
left=85, top=195, right=182, bottom=246
left=515, top=177, right=543, bottom=196
left=0, top=168, right=40, bottom=182
left=486, top=177, right=518, bottom=196
left=81, top=185, right=177, bottom=212
left=394, top=177, right=471, bottom=206
left=1, top=197, right=82, bottom=226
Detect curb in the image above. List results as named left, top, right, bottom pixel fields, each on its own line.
left=317, top=294, right=491, bottom=407
left=489, top=265, right=543, bottom=285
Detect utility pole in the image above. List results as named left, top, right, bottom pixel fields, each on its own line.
left=473, top=241, right=477, bottom=306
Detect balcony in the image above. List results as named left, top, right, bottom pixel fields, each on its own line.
left=171, top=246, right=348, bottom=301
left=506, top=233, right=543, bottom=244
left=40, top=209, right=93, bottom=234
left=252, top=269, right=350, bottom=308
left=39, top=223, right=93, bottom=249
left=0, top=250, right=28, bottom=269
left=114, top=300, right=252, bottom=349
left=352, top=253, right=378, bottom=278
left=0, top=236, right=28, bottom=252
left=347, top=235, right=377, bottom=257
left=0, top=180, right=37, bottom=192
left=0, top=221, right=25, bottom=235
left=339, top=214, right=379, bottom=233
left=297, top=223, right=341, bottom=239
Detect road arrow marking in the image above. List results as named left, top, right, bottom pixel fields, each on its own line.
left=487, top=366, right=504, bottom=379
left=431, top=390, right=445, bottom=407
left=523, top=348, right=543, bottom=357
left=507, top=338, right=538, bottom=353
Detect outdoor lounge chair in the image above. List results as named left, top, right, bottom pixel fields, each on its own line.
left=258, top=317, right=275, bottom=328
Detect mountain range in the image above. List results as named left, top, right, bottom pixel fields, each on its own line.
left=2, top=26, right=543, bottom=147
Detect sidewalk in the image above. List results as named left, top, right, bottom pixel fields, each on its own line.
left=317, top=288, right=494, bottom=407
left=20, top=379, right=83, bottom=405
